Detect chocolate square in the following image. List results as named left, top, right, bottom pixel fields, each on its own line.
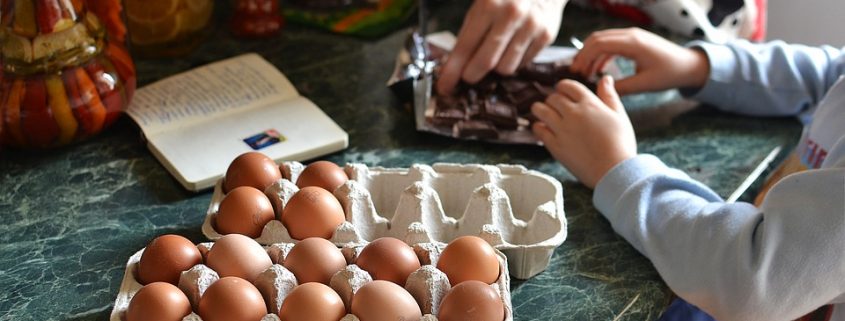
left=479, top=96, right=518, bottom=130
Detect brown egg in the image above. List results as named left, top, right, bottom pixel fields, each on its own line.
left=437, top=280, right=505, bottom=321
left=281, top=186, right=345, bottom=240
left=126, top=282, right=192, bottom=321
left=278, top=282, right=346, bottom=321
left=199, top=277, right=268, bottom=321
left=296, top=161, right=348, bottom=192
left=206, top=234, right=272, bottom=282
left=437, top=236, right=500, bottom=286
left=137, top=234, right=202, bottom=285
left=356, top=237, right=421, bottom=286
left=224, top=152, right=282, bottom=193
left=216, top=186, right=276, bottom=238
left=351, top=280, right=422, bottom=321
left=283, top=237, right=347, bottom=284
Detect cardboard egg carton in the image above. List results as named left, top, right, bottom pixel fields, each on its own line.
left=109, top=239, right=512, bottom=321
left=203, top=162, right=567, bottom=279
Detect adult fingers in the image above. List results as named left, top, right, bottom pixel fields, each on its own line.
left=520, top=28, right=555, bottom=67
left=436, top=4, right=493, bottom=94
left=496, top=18, right=537, bottom=75
left=463, top=3, right=527, bottom=83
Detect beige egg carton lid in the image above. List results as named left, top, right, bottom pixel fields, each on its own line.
left=202, top=162, right=567, bottom=279
left=110, top=239, right=512, bottom=321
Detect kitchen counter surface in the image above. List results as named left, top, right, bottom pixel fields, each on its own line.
left=0, top=2, right=802, bottom=320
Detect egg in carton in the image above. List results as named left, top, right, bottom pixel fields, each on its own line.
left=203, top=162, right=567, bottom=279
left=109, top=234, right=512, bottom=321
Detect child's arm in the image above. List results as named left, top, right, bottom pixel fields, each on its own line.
left=685, top=39, right=843, bottom=119
left=593, top=142, right=845, bottom=321
left=572, top=28, right=845, bottom=119
left=534, top=59, right=845, bottom=321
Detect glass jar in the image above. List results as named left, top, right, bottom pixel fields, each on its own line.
left=0, top=0, right=136, bottom=149
left=124, top=0, right=214, bottom=57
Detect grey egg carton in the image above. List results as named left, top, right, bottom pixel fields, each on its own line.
left=203, top=162, right=567, bottom=279
left=109, top=237, right=512, bottom=321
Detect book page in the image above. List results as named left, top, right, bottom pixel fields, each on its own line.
left=148, top=96, right=348, bottom=191
left=127, top=53, right=299, bottom=135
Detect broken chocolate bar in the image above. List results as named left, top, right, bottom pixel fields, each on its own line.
left=429, top=61, right=596, bottom=140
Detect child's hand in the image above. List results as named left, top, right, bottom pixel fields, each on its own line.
left=570, top=28, right=710, bottom=95
left=532, top=76, right=636, bottom=188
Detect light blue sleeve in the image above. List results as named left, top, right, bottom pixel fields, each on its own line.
left=684, top=40, right=845, bottom=121
left=592, top=151, right=845, bottom=321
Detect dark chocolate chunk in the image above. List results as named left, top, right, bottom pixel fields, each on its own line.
left=518, top=62, right=596, bottom=90
left=453, top=120, right=499, bottom=139
left=479, top=96, right=518, bottom=130
left=518, top=62, right=560, bottom=85
left=499, top=78, right=546, bottom=114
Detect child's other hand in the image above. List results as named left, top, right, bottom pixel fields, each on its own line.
left=436, top=0, right=566, bottom=95
left=532, top=75, right=636, bottom=188
left=570, top=28, right=709, bottom=95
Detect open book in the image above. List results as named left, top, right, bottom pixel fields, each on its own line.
left=127, top=53, right=348, bottom=191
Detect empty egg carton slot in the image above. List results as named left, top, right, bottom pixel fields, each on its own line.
left=203, top=162, right=567, bottom=279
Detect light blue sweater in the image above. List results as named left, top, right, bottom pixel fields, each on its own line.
left=593, top=40, right=845, bottom=321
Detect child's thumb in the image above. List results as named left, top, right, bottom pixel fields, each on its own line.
left=597, top=75, right=623, bottom=111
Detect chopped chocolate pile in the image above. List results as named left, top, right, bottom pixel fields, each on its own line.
left=430, top=62, right=594, bottom=140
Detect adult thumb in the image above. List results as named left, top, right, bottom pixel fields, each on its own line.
left=597, top=75, right=623, bottom=112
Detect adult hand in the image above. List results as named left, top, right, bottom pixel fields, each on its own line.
left=531, top=76, right=636, bottom=188
left=570, top=28, right=710, bottom=95
left=436, top=0, right=567, bottom=95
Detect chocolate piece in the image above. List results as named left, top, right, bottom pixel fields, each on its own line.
left=499, top=79, right=546, bottom=114
left=453, top=120, right=499, bottom=139
left=479, top=96, right=518, bottom=130
left=518, top=62, right=596, bottom=90
left=518, top=62, right=560, bottom=85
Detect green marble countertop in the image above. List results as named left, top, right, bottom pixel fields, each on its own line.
left=0, top=2, right=802, bottom=321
